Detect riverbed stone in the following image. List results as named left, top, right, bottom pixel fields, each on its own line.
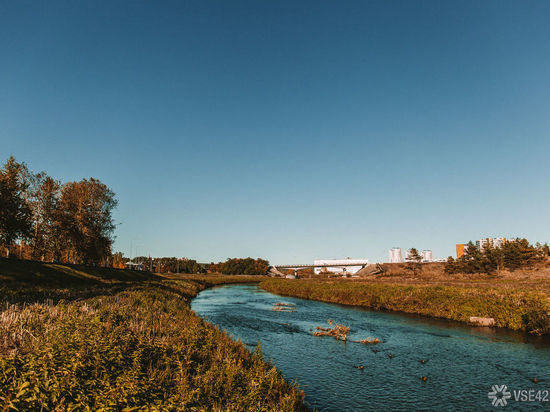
left=469, top=316, right=496, bottom=326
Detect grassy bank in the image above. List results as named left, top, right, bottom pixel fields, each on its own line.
left=260, top=278, right=550, bottom=335
left=0, top=260, right=306, bottom=411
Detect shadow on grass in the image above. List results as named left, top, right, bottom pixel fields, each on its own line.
left=0, top=258, right=161, bottom=287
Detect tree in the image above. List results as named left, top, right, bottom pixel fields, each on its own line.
left=501, top=239, right=523, bottom=271
left=445, top=238, right=546, bottom=274
left=482, top=244, right=504, bottom=274
left=444, top=256, right=457, bottom=274
left=405, top=248, right=422, bottom=276
left=57, top=178, right=117, bottom=264
left=214, top=257, right=270, bottom=275
left=28, top=175, right=61, bottom=261
left=0, top=156, right=119, bottom=265
left=111, top=252, right=127, bottom=269
left=0, top=156, right=32, bottom=257
left=462, top=242, right=484, bottom=273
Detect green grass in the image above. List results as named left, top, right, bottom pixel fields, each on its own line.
left=260, top=278, right=550, bottom=334
left=0, top=260, right=306, bottom=411
left=0, top=258, right=164, bottom=306
left=0, top=258, right=161, bottom=286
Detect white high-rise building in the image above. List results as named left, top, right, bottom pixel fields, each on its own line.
left=422, top=250, right=433, bottom=262
left=389, top=248, right=403, bottom=263
left=493, top=237, right=506, bottom=248
left=476, top=237, right=507, bottom=251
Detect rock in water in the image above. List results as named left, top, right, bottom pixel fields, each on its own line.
left=469, top=317, right=495, bottom=327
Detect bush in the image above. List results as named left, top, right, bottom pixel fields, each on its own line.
left=522, top=310, right=550, bottom=335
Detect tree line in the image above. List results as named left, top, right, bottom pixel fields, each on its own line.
left=0, top=156, right=117, bottom=265
left=445, top=238, right=549, bottom=275
left=114, top=255, right=269, bottom=275
left=208, top=258, right=269, bottom=276
left=119, top=255, right=204, bottom=274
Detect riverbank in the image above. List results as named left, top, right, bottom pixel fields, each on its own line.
left=260, top=277, right=550, bottom=335
left=0, top=259, right=306, bottom=411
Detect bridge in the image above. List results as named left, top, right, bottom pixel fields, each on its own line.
left=270, top=262, right=372, bottom=277
left=274, top=263, right=369, bottom=270
left=194, top=261, right=383, bottom=277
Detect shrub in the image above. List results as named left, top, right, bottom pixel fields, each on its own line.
left=522, top=310, right=550, bottom=335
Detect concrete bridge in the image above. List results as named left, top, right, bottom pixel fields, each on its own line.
left=274, top=262, right=370, bottom=270
left=195, top=261, right=383, bottom=277
left=269, top=262, right=371, bottom=277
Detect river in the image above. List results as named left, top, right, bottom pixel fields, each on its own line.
left=191, top=284, right=550, bottom=411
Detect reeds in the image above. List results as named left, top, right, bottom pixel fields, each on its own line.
left=312, top=320, right=350, bottom=341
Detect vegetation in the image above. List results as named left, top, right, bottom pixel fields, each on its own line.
left=312, top=320, right=350, bottom=341
left=405, top=248, right=423, bottom=276
left=208, top=258, right=270, bottom=276
left=125, top=256, right=204, bottom=273
left=261, top=278, right=550, bottom=335
left=445, top=238, right=549, bottom=275
left=0, top=156, right=273, bottom=276
left=0, top=157, right=32, bottom=256
left=0, top=260, right=306, bottom=411
left=0, top=156, right=117, bottom=265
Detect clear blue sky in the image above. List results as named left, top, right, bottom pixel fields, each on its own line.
left=2, top=1, right=549, bottom=264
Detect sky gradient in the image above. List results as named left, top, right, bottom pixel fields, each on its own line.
left=2, top=1, right=549, bottom=264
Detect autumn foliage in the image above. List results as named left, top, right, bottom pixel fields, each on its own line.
left=208, top=257, right=269, bottom=276
left=0, top=156, right=117, bottom=265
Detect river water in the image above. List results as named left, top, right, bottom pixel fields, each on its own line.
left=191, top=284, right=550, bottom=411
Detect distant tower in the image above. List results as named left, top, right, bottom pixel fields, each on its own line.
left=422, top=250, right=433, bottom=262
left=389, top=248, right=403, bottom=263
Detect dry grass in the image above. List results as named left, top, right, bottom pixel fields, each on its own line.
left=353, top=259, right=550, bottom=295
left=0, top=260, right=307, bottom=411
left=312, top=320, right=350, bottom=341
left=262, top=264, right=550, bottom=335
left=353, top=338, right=381, bottom=344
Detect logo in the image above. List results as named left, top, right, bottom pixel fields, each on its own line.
left=488, top=385, right=512, bottom=407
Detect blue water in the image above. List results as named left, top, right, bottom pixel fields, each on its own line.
left=191, top=284, right=550, bottom=411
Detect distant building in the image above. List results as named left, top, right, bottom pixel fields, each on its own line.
left=314, top=258, right=369, bottom=275
left=125, top=261, right=143, bottom=271
left=422, top=250, right=433, bottom=262
left=389, top=248, right=403, bottom=263
left=476, top=238, right=490, bottom=250
left=476, top=237, right=507, bottom=251
left=456, top=237, right=507, bottom=258
left=493, top=237, right=506, bottom=248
